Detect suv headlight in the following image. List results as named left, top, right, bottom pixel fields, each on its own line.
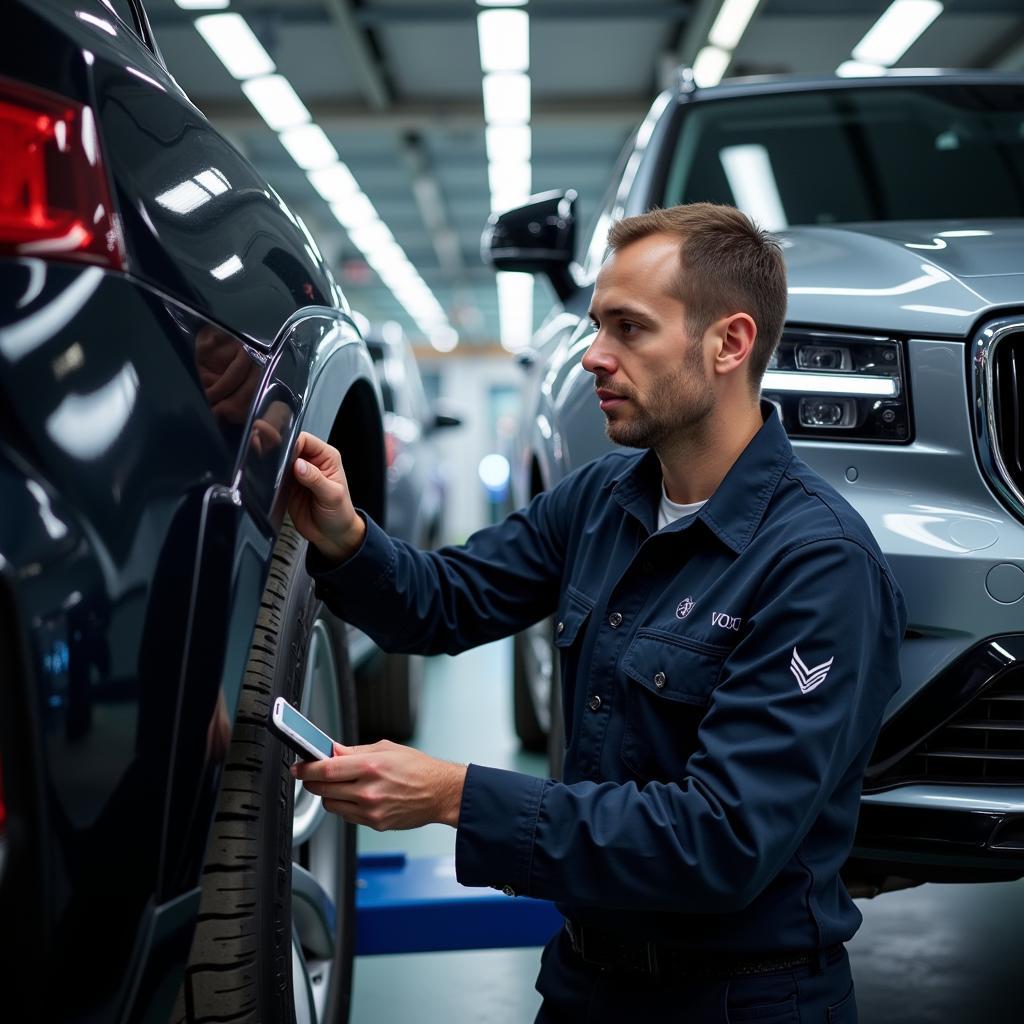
left=763, top=331, right=910, bottom=442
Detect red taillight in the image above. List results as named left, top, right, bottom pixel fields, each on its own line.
left=0, top=76, right=124, bottom=268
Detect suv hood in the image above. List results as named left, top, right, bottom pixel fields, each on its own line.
left=781, top=220, right=1024, bottom=337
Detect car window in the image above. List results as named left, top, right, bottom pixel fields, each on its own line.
left=579, top=130, right=637, bottom=281
left=662, top=85, right=1024, bottom=227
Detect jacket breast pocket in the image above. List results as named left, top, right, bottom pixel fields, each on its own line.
left=619, top=630, right=725, bottom=783
left=553, top=587, right=594, bottom=747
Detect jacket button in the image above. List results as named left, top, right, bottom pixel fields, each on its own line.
left=502, top=884, right=515, bottom=897
left=556, top=621, right=565, bottom=636
left=608, top=612, right=623, bottom=628
left=588, top=694, right=602, bottom=711
left=654, top=671, right=666, bottom=689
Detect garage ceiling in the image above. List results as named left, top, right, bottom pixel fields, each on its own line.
left=145, top=0, right=1024, bottom=350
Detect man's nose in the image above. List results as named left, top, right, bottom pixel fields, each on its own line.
left=582, top=332, right=616, bottom=376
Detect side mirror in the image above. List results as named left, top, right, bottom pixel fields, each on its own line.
left=481, top=190, right=578, bottom=302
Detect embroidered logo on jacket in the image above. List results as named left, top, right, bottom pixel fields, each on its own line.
left=790, top=648, right=834, bottom=694
left=676, top=597, right=695, bottom=619
left=711, top=611, right=742, bottom=631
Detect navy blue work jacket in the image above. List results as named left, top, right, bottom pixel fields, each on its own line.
left=309, top=407, right=906, bottom=954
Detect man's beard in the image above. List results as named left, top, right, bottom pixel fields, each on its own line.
left=601, top=348, right=715, bottom=452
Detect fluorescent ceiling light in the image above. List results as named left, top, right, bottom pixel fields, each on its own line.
left=490, top=190, right=528, bottom=215
left=482, top=72, right=530, bottom=125
left=852, top=0, right=942, bottom=67
left=308, top=163, right=361, bottom=203
left=477, top=0, right=527, bottom=7
left=719, top=144, right=787, bottom=231
left=278, top=124, right=337, bottom=170
left=488, top=161, right=531, bottom=200
left=348, top=221, right=395, bottom=254
left=708, top=0, right=762, bottom=52
left=195, top=14, right=275, bottom=80
left=692, top=45, right=731, bottom=88
left=486, top=124, right=531, bottom=165
left=175, top=0, right=228, bottom=9
left=478, top=9, right=529, bottom=73
left=836, top=60, right=885, bottom=77
left=329, top=191, right=379, bottom=231
left=762, top=371, right=898, bottom=397
left=241, top=75, right=310, bottom=131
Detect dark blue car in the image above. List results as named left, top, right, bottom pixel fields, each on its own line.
left=0, top=2, right=385, bottom=1021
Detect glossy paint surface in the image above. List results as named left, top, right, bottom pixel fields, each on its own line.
left=1, top=3, right=381, bottom=1020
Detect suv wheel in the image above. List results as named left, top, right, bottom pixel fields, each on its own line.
left=175, top=522, right=357, bottom=1024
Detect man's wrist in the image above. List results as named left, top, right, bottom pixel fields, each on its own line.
left=439, top=762, right=468, bottom=828
left=316, top=515, right=366, bottom=564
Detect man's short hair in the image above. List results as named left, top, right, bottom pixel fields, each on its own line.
left=606, top=202, right=787, bottom=389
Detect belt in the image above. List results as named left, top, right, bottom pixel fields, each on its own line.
left=563, top=919, right=842, bottom=980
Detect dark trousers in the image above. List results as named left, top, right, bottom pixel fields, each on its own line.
left=534, top=928, right=857, bottom=1023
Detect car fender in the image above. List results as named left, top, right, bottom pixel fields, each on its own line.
left=161, top=307, right=384, bottom=900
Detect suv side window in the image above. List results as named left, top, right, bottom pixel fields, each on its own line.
left=579, top=131, right=637, bottom=282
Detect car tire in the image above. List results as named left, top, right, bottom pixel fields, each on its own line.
left=513, top=630, right=547, bottom=753
left=356, top=649, right=423, bottom=743
left=174, top=521, right=357, bottom=1024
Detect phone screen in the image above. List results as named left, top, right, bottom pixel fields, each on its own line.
left=280, top=702, right=334, bottom=758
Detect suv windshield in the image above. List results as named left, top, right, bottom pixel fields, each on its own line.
left=662, top=84, right=1024, bottom=228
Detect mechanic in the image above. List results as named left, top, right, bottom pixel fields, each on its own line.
left=288, top=202, right=905, bottom=1022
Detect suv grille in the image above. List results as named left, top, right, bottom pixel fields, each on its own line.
left=874, top=667, right=1024, bottom=786
left=974, top=321, right=1024, bottom=523
left=991, top=331, right=1024, bottom=499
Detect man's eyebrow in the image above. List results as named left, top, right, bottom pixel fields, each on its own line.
left=588, top=304, right=656, bottom=323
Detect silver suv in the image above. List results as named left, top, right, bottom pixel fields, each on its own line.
left=485, top=71, right=1024, bottom=896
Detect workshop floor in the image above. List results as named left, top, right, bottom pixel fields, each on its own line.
left=349, top=639, right=1024, bottom=1024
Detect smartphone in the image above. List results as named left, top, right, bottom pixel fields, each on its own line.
left=268, top=697, right=336, bottom=762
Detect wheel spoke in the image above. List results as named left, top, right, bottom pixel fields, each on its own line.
left=292, top=861, right=338, bottom=959
left=291, top=927, right=317, bottom=1024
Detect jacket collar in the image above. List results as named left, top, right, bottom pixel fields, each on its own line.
left=609, top=402, right=793, bottom=553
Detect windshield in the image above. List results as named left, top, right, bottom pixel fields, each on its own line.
left=661, top=84, right=1024, bottom=228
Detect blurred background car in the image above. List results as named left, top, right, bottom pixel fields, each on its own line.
left=486, top=70, right=1024, bottom=897
left=0, top=2, right=386, bottom=1021
left=355, top=322, right=463, bottom=741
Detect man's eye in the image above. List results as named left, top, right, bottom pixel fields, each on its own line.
left=621, top=322, right=639, bottom=335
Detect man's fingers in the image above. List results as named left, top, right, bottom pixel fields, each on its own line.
left=294, top=457, right=343, bottom=507
left=293, top=753, right=364, bottom=783
left=295, top=431, right=337, bottom=469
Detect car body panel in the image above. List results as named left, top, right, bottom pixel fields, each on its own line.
left=1, top=3, right=384, bottom=1018
left=782, top=223, right=1024, bottom=337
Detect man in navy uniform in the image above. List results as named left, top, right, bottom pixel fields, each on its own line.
left=289, top=203, right=904, bottom=1022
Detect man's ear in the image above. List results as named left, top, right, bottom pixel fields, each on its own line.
left=713, top=313, right=757, bottom=377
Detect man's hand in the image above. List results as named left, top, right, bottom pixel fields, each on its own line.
left=292, top=739, right=468, bottom=831
left=288, top=431, right=366, bottom=563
